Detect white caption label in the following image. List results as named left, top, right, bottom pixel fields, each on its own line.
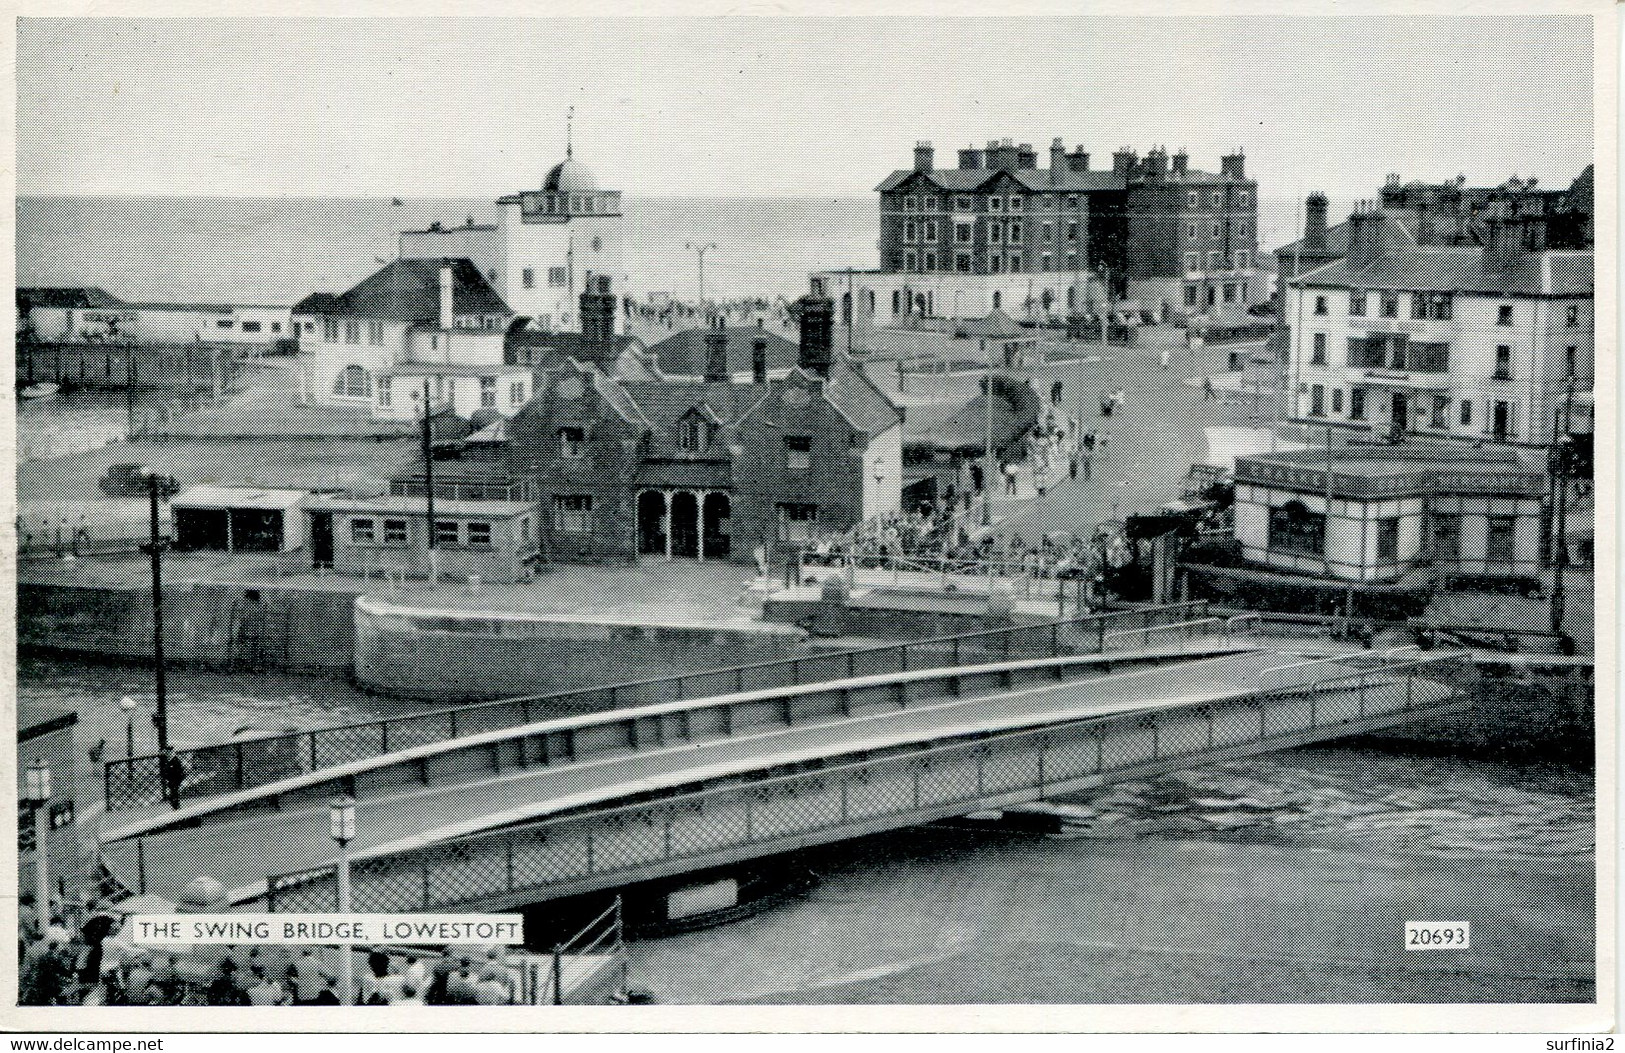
left=1405, top=921, right=1470, bottom=949
left=128, top=913, right=524, bottom=946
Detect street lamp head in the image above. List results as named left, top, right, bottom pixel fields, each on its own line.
left=25, top=758, right=51, bottom=805
left=330, top=795, right=357, bottom=844
left=120, top=695, right=138, bottom=714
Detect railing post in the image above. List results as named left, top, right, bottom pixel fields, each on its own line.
left=520, top=698, right=531, bottom=725
left=791, top=660, right=802, bottom=688
left=422, top=856, right=431, bottom=909
left=506, top=838, right=515, bottom=891
left=847, top=651, right=857, bottom=679
left=103, top=763, right=113, bottom=810
left=1310, top=689, right=1318, bottom=728
left=448, top=710, right=458, bottom=738
left=379, top=722, right=388, bottom=757
left=552, top=946, right=564, bottom=1006
left=308, top=734, right=318, bottom=774
left=976, top=747, right=985, bottom=797
left=136, top=838, right=147, bottom=894
left=952, top=637, right=960, bottom=667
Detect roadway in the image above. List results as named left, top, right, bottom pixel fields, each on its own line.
left=98, top=648, right=1355, bottom=905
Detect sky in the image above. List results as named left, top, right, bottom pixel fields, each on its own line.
left=17, top=16, right=1596, bottom=205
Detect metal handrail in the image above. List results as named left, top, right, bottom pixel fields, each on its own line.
left=260, top=652, right=1468, bottom=910
left=102, top=601, right=1213, bottom=810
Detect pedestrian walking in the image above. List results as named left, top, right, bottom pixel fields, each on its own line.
left=1159, top=347, right=1171, bottom=370
left=1003, top=463, right=1019, bottom=497
left=159, top=746, right=189, bottom=810
left=1069, top=450, right=1079, bottom=480
left=1100, top=395, right=1113, bottom=418
left=1203, top=376, right=1215, bottom=401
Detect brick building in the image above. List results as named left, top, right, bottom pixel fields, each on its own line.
left=505, top=296, right=903, bottom=565
left=821, top=138, right=1259, bottom=327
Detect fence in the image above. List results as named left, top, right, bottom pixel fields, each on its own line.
left=262, top=653, right=1468, bottom=915
left=102, top=601, right=1213, bottom=812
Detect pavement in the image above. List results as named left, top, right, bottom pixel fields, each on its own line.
left=97, top=648, right=1368, bottom=904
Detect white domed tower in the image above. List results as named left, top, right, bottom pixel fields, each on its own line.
left=399, top=113, right=625, bottom=334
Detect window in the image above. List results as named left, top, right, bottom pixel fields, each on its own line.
left=1239, top=191, right=1250, bottom=207
left=1412, top=292, right=1452, bottom=320
left=1409, top=342, right=1449, bottom=373
left=923, top=220, right=938, bottom=242
left=1041, top=222, right=1053, bottom=242
left=1008, top=255, right=1022, bottom=274
left=548, top=267, right=568, bottom=287
left=1486, top=516, right=1516, bottom=562
left=362, top=320, right=380, bottom=345
left=988, top=222, right=1002, bottom=244
left=333, top=364, right=370, bottom=398
left=678, top=416, right=713, bottom=452
left=1009, top=222, right=1022, bottom=243
left=480, top=376, right=496, bottom=408
left=1347, top=336, right=1384, bottom=369
left=1188, top=222, right=1198, bottom=240
left=377, top=376, right=392, bottom=407
left=1380, top=292, right=1398, bottom=318
left=904, top=220, right=916, bottom=243
left=1068, top=195, right=1079, bottom=211
left=1460, top=400, right=1472, bottom=426
left=905, top=250, right=918, bottom=271
left=344, top=320, right=360, bottom=344
left=1332, top=388, right=1344, bottom=413
left=1211, top=192, right=1222, bottom=207
left=1497, top=304, right=1513, bottom=326
left=1066, top=221, right=1078, bottom=241
left=1042, top=253, right=1053, bottom=272
left=956, top=253, right=972, bottom=273
left=777, top=502, right=818, bottom=542
left=559, top=426, right=585, bottom=458
left=1206, top=286, right=1216, bottom=306
left=1236, top=251, right=1251, bottom=268
left=1185, top=285, right=1198, bottom=306
left=1008, top=196, right=1022, bottom=211
left=1239, top=221, right=1251, bottom=237
left=522, top=268, right=535, bottom=289
left=785, top=435, right=812, bottom=470
left=552, top=495, right=593, bottom=533
left=1188, top=191, right=1199, bottom=208
left=904, top=195, right=917, bottom=212
left=242, top=321, right=262, bottom=333
left=435, top=520, right=461, bottom=546
left=510, top=380, right=526, bottom=406
left=1208, top=251, right=1222, bottom=270
left=1431, top=394, right=1449, bottom=428
left=349, top=518, right=376, bottom=544
left=1565, top=345, right=1577, bottom=378
left=382, top=518, right=408, bottom=545
left=1350, top=387, right=1367, bottom=420
left=1185, top=252, right=1199, bottom=274
left=1387, top=337, right=1407, bottom=370
left=217, top=319, right=235, bottom=329
left=924, top=252, right=936, bottom=272
left=1223, top=283, right=1235, bottom=302
left=1310, top=384, right=1325, bottom=416
left=1494, top=345, right=1512, bottom=380
left=323, top=318, right=339, bottom=342
left=271, top=323, right=281, bottom=333
left=955, top=195, right=973, bottom=211
left=1376, top=519, right=1399, bottom=562
left=1430, top=514, right=1461, bottom=560
left=465, top=521, right=492, bottom=548
left=989, top=196, right=1003, bottom=212
left=1566, top=304, right=1580, bottom=327
left=1313, top=295, right=1327, bottom=316
left=1349, top=290, right=1367, bottom=316
left=1268, top=500, right=1324, bottom=554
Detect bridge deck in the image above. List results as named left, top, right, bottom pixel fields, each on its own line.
left=98, top=650, right=1402, bottom=905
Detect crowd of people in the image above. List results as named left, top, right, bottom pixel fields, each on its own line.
left=623, top=294, right=796, bottom=332
left=19, top=894, right=529, bottom=1007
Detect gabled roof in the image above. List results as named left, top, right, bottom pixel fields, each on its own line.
left=957, top=308, right=1025, bottom=338
left=296, top=258, right=512, bottom=322
left=823, top=358, right=904, bottom=438
left=875, top=168, right=1126, bottom=194
left=647, top=326, right=800, bottom=377
left=19, top=287, right=125, bottom=310
left=619, top=378, right=770, bottom=457
left=507, top=328, right=642, bottom=370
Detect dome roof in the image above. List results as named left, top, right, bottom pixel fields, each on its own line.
left=543, top=159, right=599, bottom=193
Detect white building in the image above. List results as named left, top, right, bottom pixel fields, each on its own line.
left=293, top=258, right=532, bottom=421
left=1283, top=201, right=1593, bottom=448
left=398, top=150, right=624, bottom=334
left=18, top=288, right=291, bottom=345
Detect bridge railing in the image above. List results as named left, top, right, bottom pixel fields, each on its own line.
left=103, top=600, right=1215, bottom=812
left=261, top=652, right=1469, bottom=915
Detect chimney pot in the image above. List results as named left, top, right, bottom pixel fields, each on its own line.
left=794, top=294, right=834, bottom=378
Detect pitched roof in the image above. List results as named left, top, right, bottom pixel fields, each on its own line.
left=957, top=308, right=1026, bottom=338
left=1291, top=247, right=1592, bottom=297
left=646, top=326, right=800, bottom=376
left=823, top=358, right=904, bottom=438
left=296, top=258, right=512, bottom=322
left=619, top=378, right=770, bottom=457
left=507, top=328, right=641, bottom=369
left=18, top=287, right=125, bottom=310
left=876, top=168, right=1125, bottom=194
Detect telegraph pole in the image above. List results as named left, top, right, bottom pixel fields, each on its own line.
left=144, top=470, right=170, bottom=752
left=686, top=243, right=717, bottom=321
left=423, top=378, right=438, bottom=586
left=1549, top=378, right=1576, bottom=636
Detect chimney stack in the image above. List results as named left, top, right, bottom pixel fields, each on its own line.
left=439, top=263, right=454, bottom=330
left=795, top=293, right=834, bottom=379
left=703, top=322, right=730, bottom=383
left=1067, top=148, right=1090, bottom=173
left=1049, top=138, right=1066, bottom=185
left=1145, top=146, right=1168, bottom=182
left=1112, top=148, right=1139, bottom=178
left=958, top=146, right=984, bottom=170
left=914, top=140, right=935, bottom=173
left=752, top=336, right=769, bottom=384
left=1305, top=192, right=1329, bottom=251
left=580, top=273, right=616, bottom=345
left=1220, top=149, right=1246, bottom=180
left=1016, top=142, right=1037, bottom=170
left=1346, top=202, right=1385, bottom=269
left=1172, top=149, right=1189, bottom=178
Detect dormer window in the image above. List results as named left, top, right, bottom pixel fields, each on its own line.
left=678, top=411, right=717, bottom=453
left=559, top=426, right=585, bottom=458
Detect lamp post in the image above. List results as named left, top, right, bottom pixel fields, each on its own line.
left=1549, top=378, right=1577, bottom=636
left=330, top=795, right=357, bottom=1005
left=983, top=337, right=996, bottom=528
left=142, top=469, right=170, bottom=752
left=25, top=759, right=52, bottom=922
left=685, top=243, right=717, bottom=321
left=415, top=382, right=438, bottom=587
left=120, top=695, right=138, bottom=759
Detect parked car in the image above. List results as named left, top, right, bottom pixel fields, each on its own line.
left=98, top=463, right=179, bottom=498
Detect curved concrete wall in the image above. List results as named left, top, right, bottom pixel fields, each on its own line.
left=354, top=595, right=809, bottom=703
